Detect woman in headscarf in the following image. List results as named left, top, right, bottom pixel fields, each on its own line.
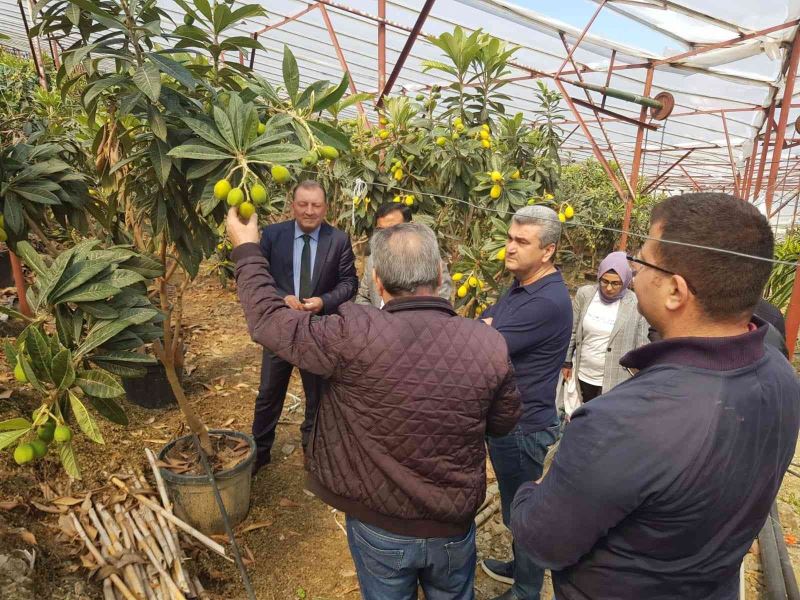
left=562, top=251, right=651, bottom=402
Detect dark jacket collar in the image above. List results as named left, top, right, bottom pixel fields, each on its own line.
left=383, top=296, right=456, bottom=315
left=513, top=269, right=565, bottom=295
left=620, top=318, right=768, bottom=372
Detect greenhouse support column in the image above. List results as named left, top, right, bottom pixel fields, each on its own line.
left=9, top=252, right=31, bottom=317
left=785, top=266, right=800, bottom=357
left=17, top=0, right=47, bottom=89
left=377, top=0, right=437, bottom=106
left=754, top=101, right=776, bottom=200
left=620, top=65, right=654, bottom=251
left=765, top=30, right=800, bottom=215
left=378, top=0, right=386, bottom=93
left=721, top=113, right=741, bottom=196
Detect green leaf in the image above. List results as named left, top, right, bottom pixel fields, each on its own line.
left=26, top=326, right=52, bottom=379
left=91, top=351, right=157, bottom=365
left=0, top=305, right=28, bottom=321
left=182, top=117, right=231, bottom=150
left=38, top=251, right=74, bottom=305
left=307, top=121, right=351, bottom=151
left=17, top=352, right=44, bottom=392
left=69, top=391, right=104, bottom=444
left=133, top=62, right=162, bottom=103
left=87, top=396, right=128, bottom=426
left=0, top=418, right=30, bottom=432
left=247, top=144, right=309, bottom=163
left=313, top=73, right=350, bottom=113
left=282, top=45, right=300, bottom=101
left=77, top=320, right=133, bottom=358
left=14, top=242, right=47, bottom=278
left=116, top=308, right=159, bottom=326
left=148, top=52, right=197, bottom=91
left=4, top=195, right=24, bottom=234
left=149, top=106, right=167, bottom=142
left=79, top=302, right=120, bottom=320
left=58, top=442, right=81, bottom=479
left=107, top=269, right=145, bottom=288
left=150, top=140, right=172, bottom=187
left=50, top=261, right=109, bottom=303
left=57, top=283, right=120, bottom=304
left=213, top=105, right=237, bottom=149
left=168, top=144, right=232, bottom=160
left=92, top=360, right=147, bottom=378
left=3, top=342, right=17, bottom=369
left=51, top=349, right=76, bottom=391
left=0, top=429, right=29, bottom=451
left=75, top=369, right=125, bottom=399
left=121, top=255, right=164, bottom=278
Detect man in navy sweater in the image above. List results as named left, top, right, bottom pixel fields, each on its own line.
left=480, top=205, right=573, bottom=600
left=511, top=192, right=800, bottom=599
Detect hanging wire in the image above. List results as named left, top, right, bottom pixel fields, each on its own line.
left=652, top=117, right=668, bottom=193
left=337, top=174, right=800, bottom=268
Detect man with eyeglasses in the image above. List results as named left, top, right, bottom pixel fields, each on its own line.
left=510, top=192, right=800, bottom=599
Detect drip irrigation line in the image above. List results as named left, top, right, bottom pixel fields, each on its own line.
left=291, top=166, right=800, bottom=267
left=191, top=434, right=256, bottom=600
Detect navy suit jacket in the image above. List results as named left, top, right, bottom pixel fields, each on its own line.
left=259, top=220, right=357, bottom=315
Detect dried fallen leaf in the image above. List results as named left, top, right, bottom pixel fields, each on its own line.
left=14, top=528, right=37, bottom=545
left=0, top=500, right=22, bottom=511
left=279, top=498, right=300, bottom=509
left=52, top=496, right=84, bottom=507
left=220, top=417, right=235, bottom=427
left=0, top=389, right=12, bottom=399
left=239, top=520, right=273, bottom=534
left=31, top=500, right=66, bottom=514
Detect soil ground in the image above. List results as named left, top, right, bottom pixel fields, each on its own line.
left=0, top=273, right=797, bottom=600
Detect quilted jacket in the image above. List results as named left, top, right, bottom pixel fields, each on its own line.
left=233, top=243, right=521, bottom=537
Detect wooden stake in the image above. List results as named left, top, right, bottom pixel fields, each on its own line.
left=125, top=512, right=187, bottom=600
left=70, top=513, right=139, bottom=600
left=111, top=477, right=229, bottom=560
left=103, top=578, right=118, bottom=600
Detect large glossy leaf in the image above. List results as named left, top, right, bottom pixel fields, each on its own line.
left=38, top=250, right=75, bottom=304
left=69, top=391, right=104, bottom=444
left=247, top=144, right=308, bottom=164
left=58, top=442, right=81, bottom=479
left=92, top=360, right=147, bottom=378
left=182, top=117, right=231, bottom=150
left=122, top=254, right=164, bottom=278
left=116, top=308, right=159, bottom=326
left=88, top=396, right=128, bottom=426
left=213, top=105, right=237, bottom=149
left=50, top=260, right=109, bottom=302
left=3, top=342, right=17, bottom=369
left=17, top=352, right=45, bottom=393
left=282, top=45, right=299, bottom=101
left=75, top=369, right=125, bottom=398
left=51, top=348, right=75, bottom=391
left=77, top=321, right=133, bottom=358
left=0, top=428, right=29, bottom=451
left=26, top=326, right=52, bottom=380
left=57, top=282, right=120, bottom=304
left=14, top=241, right=48, bottom=278
left=91, top=351, right=156, bottom=365
left=4, top=195, right=24, bottom=234
left=168, top=144, right=232, bottom=160
left=148, top=52, right=197, bottom=91
left=107, top=269, right=145, bottom=288
left=148, top=106, right=167, bottom=142
left=313, top=73, right=350, bottom=113
left=150, top=140, right=171, bottom=187
left=0, top=418, right=30, bottom=432
left=307, top=121, right=351, bottom=152
left=133, top=62, right=162, bottom=103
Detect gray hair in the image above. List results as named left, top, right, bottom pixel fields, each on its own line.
left=370, top=222, right=441, bottom=296
left=512, top=205, right=561, bottom=248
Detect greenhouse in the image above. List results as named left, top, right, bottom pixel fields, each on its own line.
left=1, top=0, right=800, bottom=599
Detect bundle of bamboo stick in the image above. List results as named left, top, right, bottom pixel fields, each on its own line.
left=65, top=448, right=230, bottom=600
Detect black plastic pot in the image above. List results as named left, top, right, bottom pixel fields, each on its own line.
left=0, top=250, right=13, bottom=288
left=122, top=362, right=180, bottom=409
left=158, top=429, right=256, bottom=535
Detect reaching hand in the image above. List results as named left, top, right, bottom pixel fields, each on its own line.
left=226, top=206, right=259, bottom=248
left=302, top=297, right=324, bottom=314
left=284, top=295, right=304, bottom=310
left=562, top=367, right=572, bottom=381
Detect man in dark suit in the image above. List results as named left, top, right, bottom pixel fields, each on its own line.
left=253, top=180, right=358, bottom=473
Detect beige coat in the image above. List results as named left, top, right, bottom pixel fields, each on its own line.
left=565, top=285, right=650, bottom=394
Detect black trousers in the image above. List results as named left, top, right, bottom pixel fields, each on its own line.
left=578, top=379, right=602, bottom=403
left=253, top=348, right=323, bottom=468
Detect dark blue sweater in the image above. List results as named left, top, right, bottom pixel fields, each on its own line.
left=510, top=321, right=800, bottom=599
left=483, top=270, right=572, bottom=432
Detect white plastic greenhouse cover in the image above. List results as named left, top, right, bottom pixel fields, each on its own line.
left=3, top=0, right=800, bottom=234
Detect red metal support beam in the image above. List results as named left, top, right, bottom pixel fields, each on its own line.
left=742, top=155, right=754, bottom=199
left=642, top=150, right=693, bottom=194
left=765, top=30, right=800, bottom=214
left=378, top=0, right=387, bottom=94
left=785, top=265, right=800, bottom=357
left=754, top=101, right=776, bottom=200
left=601, top=49, right=616, bottom=110
left=570, top=98, right=658, bottom=131
left=9, top=252, right=31, bottom=317
left=720, top=112, right=741, bottom=196
left=554, top=78, right=631, bottom=205
left=377, top=0, right=437, bottom=107
left=255, top=4, right=319, bottom=34
left=620, top=66, right=654, bottom=251
left=319, top=3, right=369, bottom=122
left=554, top=0, right=607, bottom=79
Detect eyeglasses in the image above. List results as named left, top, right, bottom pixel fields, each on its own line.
left=626, top=255, right=697, bottom=295
left=599, top=278, right=623, bottom=289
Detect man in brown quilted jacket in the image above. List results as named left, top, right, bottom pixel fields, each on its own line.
left=227, top=207, right=521, bottom=600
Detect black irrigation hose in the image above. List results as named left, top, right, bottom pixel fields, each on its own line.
left=771, top=503, right=800, bottom=600
left=759, top=507, right=788, bottom=600
left=192, top=434, right=257, bottom=600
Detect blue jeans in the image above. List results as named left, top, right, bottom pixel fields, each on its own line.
left=346, top=516, right=477, bottom=600
left=488, top=424, right=560, bottom=600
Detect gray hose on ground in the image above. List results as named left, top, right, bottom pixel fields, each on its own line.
left=759, top=507, right=788, bottom=600
left=771, top=502, right=800, bottom=600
